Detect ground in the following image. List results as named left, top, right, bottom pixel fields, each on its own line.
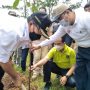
left=2, top=72, right=38, bottom=90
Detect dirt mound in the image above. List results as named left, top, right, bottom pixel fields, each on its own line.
left=2, top=73, right=38, bottom=90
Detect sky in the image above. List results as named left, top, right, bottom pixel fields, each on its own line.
left=0, top=0, right=88, bottom=6
left=0, top=0, right=89, bottom=7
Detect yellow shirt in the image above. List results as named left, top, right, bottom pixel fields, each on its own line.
left=47, top=44, right=76, bottom=69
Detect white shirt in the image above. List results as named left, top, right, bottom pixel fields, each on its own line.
left=39, top=10, right=90, bottom=48
left=0, top=14, right=29, bottom=63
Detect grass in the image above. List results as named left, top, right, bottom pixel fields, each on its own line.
left=15, top=53, right=75, bottom=90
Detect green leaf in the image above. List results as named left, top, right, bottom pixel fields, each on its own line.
left=13, top=0, right=20, bottom=9
left=27, top=2, right=30, bottom=7
left=31, top=4, right=38, bottom=12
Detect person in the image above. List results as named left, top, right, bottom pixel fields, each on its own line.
left=29, top=7, right=52, bottom=80
left=84, top=3, right=90, bottom=12
left=13, top=47, right=22, bottom=66
left=52, top=22, right=75, bottom=48
left=30, top=37, right=76, bottom=90
left=21, top=32, right=33, bottom=72
left=0, top=12, right=52, bottom=90
left=39, top=6, right=47, bottom=13
left=21, top=45, right=29, bottom=72
left=31, top=4, right=90, bottom=90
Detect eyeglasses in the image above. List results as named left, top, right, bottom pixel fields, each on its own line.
left=59, top=10, right=70, bottom=20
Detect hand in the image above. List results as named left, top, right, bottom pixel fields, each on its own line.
left=13, top=74, right=22, bottom=88
left=60, top=76, right=67, bottom=86
left=29, top=65, right=37, bottom=71
left=30, top=45, right=41, bottom=52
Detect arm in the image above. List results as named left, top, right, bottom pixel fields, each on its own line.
left=39, top=25, right=66, bottom=47
left=65, top=49, right=76, bottom=77
left=30, top=56, right=49, bottom=70
left=60, top=65, right=75, bottom=86
left=65, top=65, right=75, bottom=77
left=31, top=47, right=54, bottom=70
left=31, top=25, right=66, bottom=51
left=0, top=60, right=21, bottom=87
left=84, top=12, right=90, bottom=34
left=60, top=49, right=76, bottom=86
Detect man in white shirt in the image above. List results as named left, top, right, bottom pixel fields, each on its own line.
left=0, top=12, right=52, bottom=90
left=31, top=4, right=90, bottom=90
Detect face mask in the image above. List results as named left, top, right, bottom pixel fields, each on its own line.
left=59, top=19, right=69, bottom=27
left=54, top=45, right=64, bottom=50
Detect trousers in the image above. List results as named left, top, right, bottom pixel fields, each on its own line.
left=43, top=60, right=76, bottom=88
left=0, top=66, right=5, bottom=90
left=75, top=46, right=90, bottom=90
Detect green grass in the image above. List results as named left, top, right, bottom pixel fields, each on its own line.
left=15, top=54, right=75, bottom=90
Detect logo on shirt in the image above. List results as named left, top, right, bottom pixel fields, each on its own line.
left=66, top=55, right=70, bottom=59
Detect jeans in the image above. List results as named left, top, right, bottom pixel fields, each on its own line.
left=0, top=66, right=4, bottom=90
left=75, top=47, right=90, bottom=90
left=21, top=48, right=29, bottom=71
left=43, top=60, right=76, bottom=88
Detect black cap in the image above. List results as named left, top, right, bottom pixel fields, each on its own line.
left=27, top=12, right=52, bottom=39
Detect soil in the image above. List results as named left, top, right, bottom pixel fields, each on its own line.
left=2, top=73, right=38, bottom=90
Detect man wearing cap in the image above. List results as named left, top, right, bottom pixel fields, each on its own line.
left=31, top=4, right=90, bottom=90
left=0, top=12, right=51, bottom=90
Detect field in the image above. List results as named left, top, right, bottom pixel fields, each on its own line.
left=2, top=54, right=75, bottom=90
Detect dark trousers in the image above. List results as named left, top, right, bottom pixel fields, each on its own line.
left=75, top=47, right=90, bottom=90
left=0, top=66, right=5, bottom=90
left=62, top=34, right=74, bottom=46
left=43, top=60, right=76, bottom=88
left=21, top=48, right=29, bottom=71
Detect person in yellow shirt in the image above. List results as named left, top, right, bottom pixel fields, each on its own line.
left=30, top=37, right=76, bottom=90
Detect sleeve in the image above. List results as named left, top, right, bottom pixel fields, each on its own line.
left=69, top=49, right=76, bottom=66
left=0, top=31, right=18, bottom=63
left=84, top=12, right=90, bottom=34
left=19, top=20, right=30, bottom=48
left=39, top=25, right=66, bottom=47
left=46, top=48, right=55, bottom=60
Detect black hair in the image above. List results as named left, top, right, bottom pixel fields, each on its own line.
left=84, top=3, right=90, bottom=9
left=27, top=15, right=32, bottom=23
left=39, top=6, right=47, bottom=12
left=67, top=8, right=72, bottom=12
left=27, top=12, right=52, bottom=39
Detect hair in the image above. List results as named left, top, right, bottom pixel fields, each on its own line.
left=84, top=3, right=90, bottom=9
left=27, top=16, right=32, bottom=23
left=67, top=8, right=72, bottom=12
left=58, top=8, right=72, bottom=21
left=39, top=6, right=47, bottom=12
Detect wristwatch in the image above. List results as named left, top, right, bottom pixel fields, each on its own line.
left=65, top=74, right=69, bottom=79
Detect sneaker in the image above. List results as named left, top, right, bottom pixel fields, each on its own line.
left=44, top=82, right=52, bottom=90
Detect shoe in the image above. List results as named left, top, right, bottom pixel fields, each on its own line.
left=44, top=82, right=52, bottom=90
